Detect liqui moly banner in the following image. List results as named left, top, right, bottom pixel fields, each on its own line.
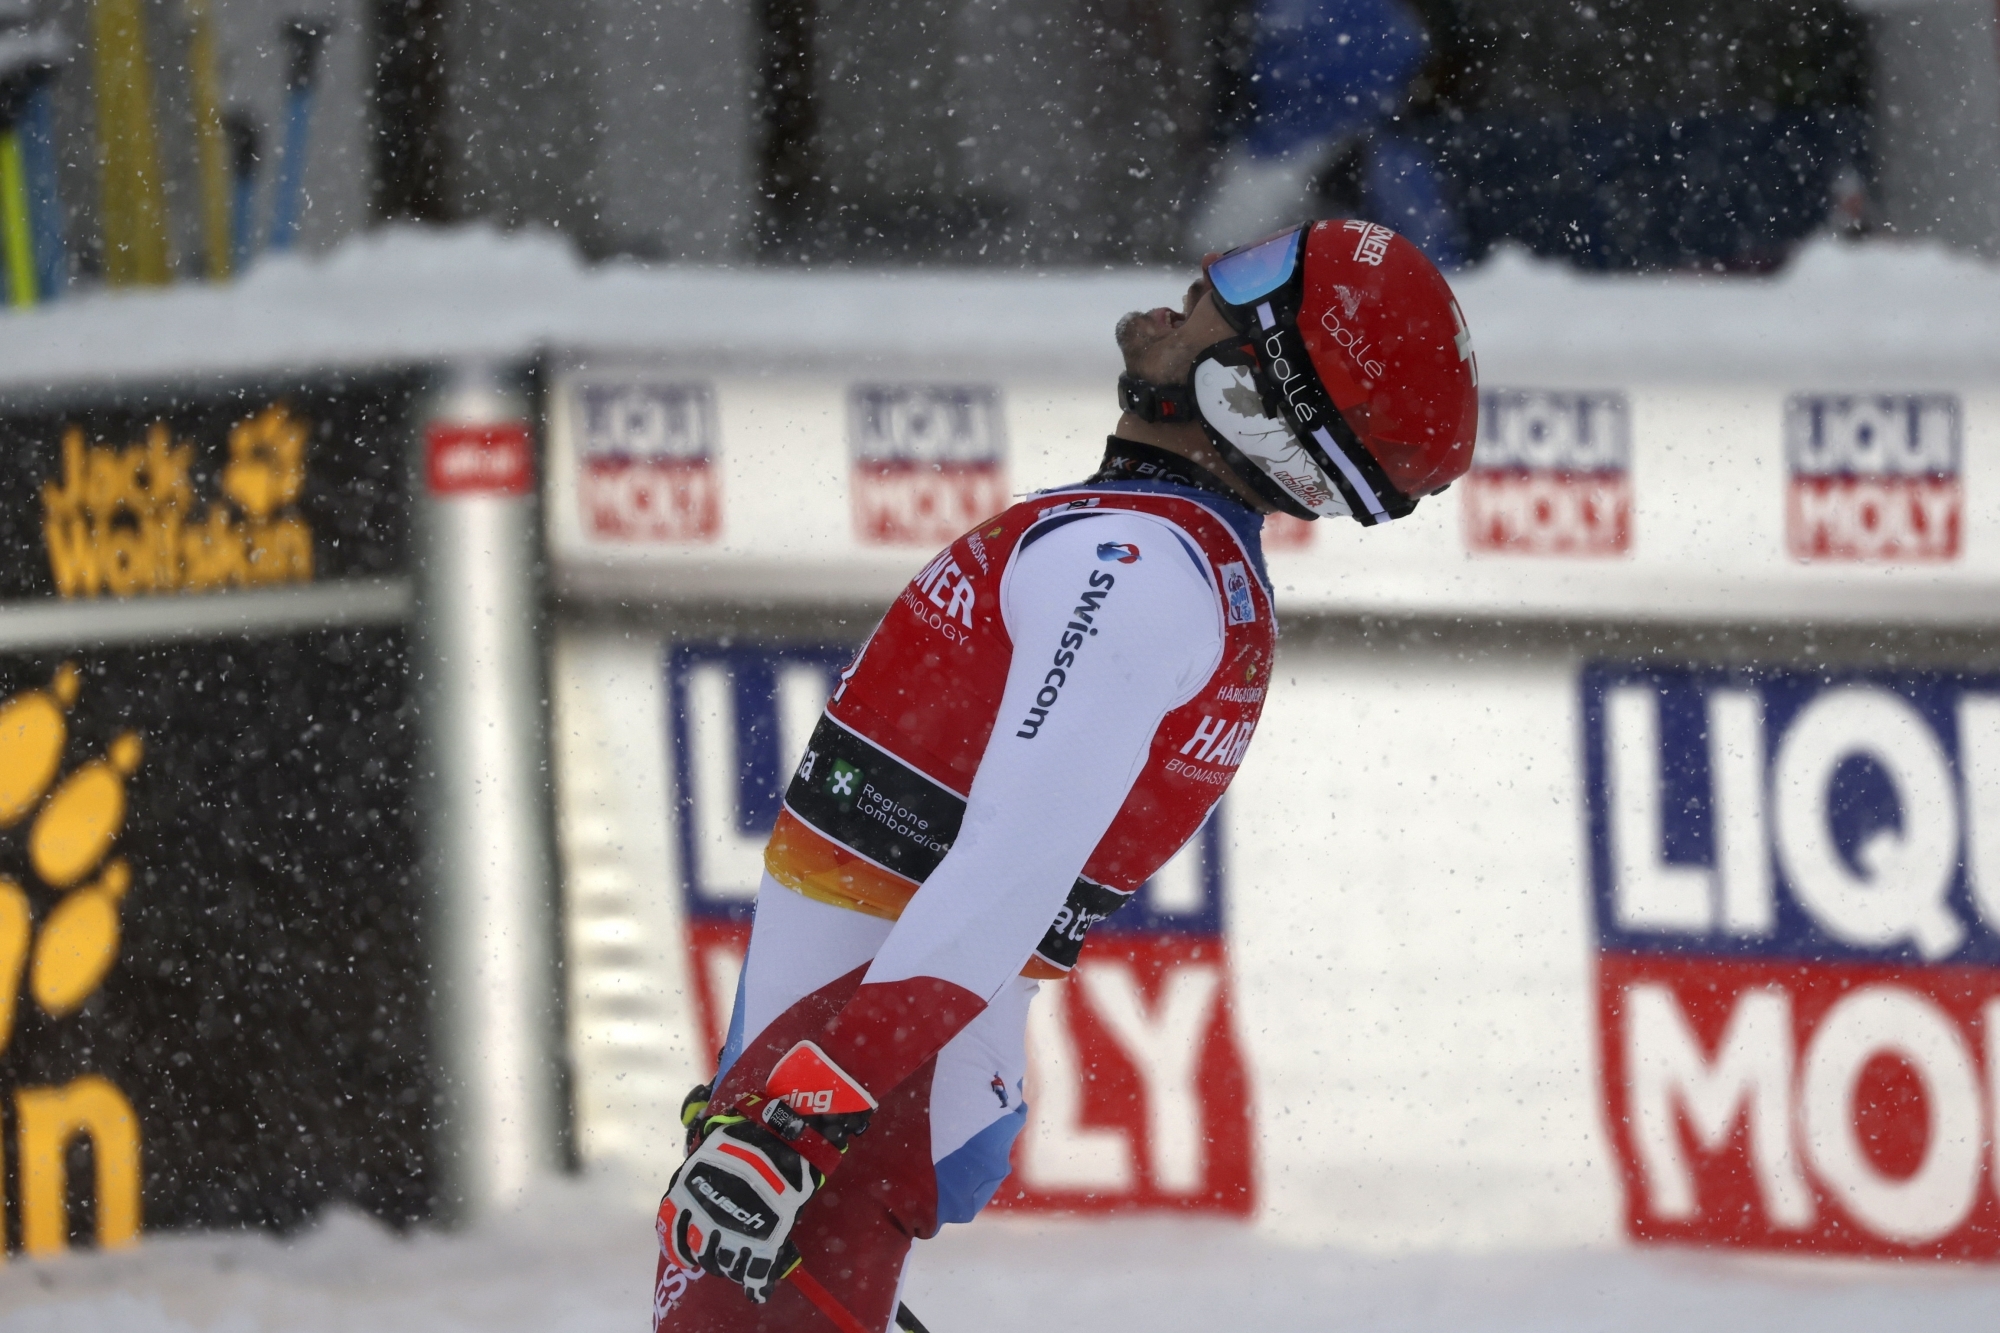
left=1464, top=390, right=1631, bottom=555
left=850, top=386, right=1010, bottom=546
left=575, top=382, right=720, bottom=543
left=669, top=643, right=1252, bottom=1214
left=1785, top=395, right=1961, bottom=563
left=1584, top=664, right=2000, bottom=1258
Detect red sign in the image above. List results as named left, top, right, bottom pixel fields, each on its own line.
left=1587, top=666, right=2000, bottom=1261
left=853, top=460, right=1011, bottom=547
left=995, top=936, right=1253, bottom=1216
left=426, top=422, right=533, bottom=497
left=1465, top=470, right=1632, bottom=555
left=1601, top=954, right=2000, bottom=1258
left=850, top=386, right=1009, bottom=546
left=584, top=459, right=720, bottom=542
left=1262, top=513, right=1313, bottom=551
left=574, top=382, right=720, bottom=544
left=671, top=643, right=1252, bottom=1220
left=681, top=925, right=1254, bottom=1218
left=1788, top=476, right=1960, bottom=562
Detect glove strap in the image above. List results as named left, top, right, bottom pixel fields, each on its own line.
left=754, top=1097, right=847, bottom=1177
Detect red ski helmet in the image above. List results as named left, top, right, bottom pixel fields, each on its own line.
left=1185, top=219, right=1478, bottom=524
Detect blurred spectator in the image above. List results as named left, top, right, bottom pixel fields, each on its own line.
left=1190, top=0, right=1466, bottom=266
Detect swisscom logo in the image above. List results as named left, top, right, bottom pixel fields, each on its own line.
left=1785, top=394, right=1960, bottom=562
left=1463, top=390, right=1631, bottom=556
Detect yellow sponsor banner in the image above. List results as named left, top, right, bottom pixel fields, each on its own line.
left=40, top=405, right=315, bottom=598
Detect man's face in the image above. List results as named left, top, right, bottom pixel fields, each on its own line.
left=1115, top=268, right=1237, bottom=386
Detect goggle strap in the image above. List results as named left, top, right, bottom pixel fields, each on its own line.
left=1310, top=426, right=1390, bottom=523
left=1311, top=407, right=1417, bottom=525
left=1117, top=373, right=1196, bottom=425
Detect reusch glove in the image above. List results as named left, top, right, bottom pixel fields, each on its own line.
left=661, top=1042, right=877, bottom=1303
left=660, top=1107, right=817, bottom=1301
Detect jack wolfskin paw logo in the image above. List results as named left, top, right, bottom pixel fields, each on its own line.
left=0, top=663, right=143, bottom=1045
left=221, top=405, right=308, bottom=520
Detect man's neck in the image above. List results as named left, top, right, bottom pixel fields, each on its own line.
left=1109, top=411, right=1274, bottom=513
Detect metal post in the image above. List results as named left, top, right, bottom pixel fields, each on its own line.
left=413, top=360, right=563, bottom=1220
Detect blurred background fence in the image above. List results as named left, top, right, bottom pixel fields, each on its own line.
left=0, top=0, right=1994, bottom=300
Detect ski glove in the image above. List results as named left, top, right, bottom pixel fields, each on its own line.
left=660, top=1104, right=820, bottom=1301
left=661, top=1042, right=878, bottom=1303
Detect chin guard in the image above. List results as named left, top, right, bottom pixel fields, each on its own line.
left=1119, top=337, right=1417, bottom=527
left=1117, top=373, right=1196, bottom=425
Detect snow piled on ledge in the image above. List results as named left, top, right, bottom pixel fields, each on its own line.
left=0, top=225, right=1995, bottom=391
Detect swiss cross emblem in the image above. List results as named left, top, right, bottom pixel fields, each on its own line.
left=1451, top=300, right=1477, bottom=385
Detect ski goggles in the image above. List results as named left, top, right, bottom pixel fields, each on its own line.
left=1204, top=225, right=1305, bottom=326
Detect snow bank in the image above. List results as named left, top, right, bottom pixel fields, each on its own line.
left=0, top=226, right=1994, bottom=392
left=3, top=1172, right=1999, bottom=1333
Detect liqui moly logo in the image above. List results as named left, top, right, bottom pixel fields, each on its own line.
left=576, top=382, right=720, bottom=543
left=1463, top=390, right=1630, bottom=556
left=850, top=386, right=1009, bottom=545
left=1585, top=664, right=2000, bottom=1258
left=1786, top=395, right=1961, bottom=562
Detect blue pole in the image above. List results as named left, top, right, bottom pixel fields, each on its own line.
left=266, top=83, right=312, bottom=251
left=266, top=19, right=331, bottom=253
left=21, top=84, right=66, bottom=298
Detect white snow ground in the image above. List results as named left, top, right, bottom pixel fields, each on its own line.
left=3, top=1172, right=2000, bottom=1333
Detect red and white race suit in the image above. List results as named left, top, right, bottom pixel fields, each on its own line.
left=655, top=460, right=1276, bottom=1332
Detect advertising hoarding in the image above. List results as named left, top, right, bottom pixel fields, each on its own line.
left=0, top=377, right=432, bottom=1252
left=573, top=383, right=720, bottom=543
left=1586, top=664, right=2000, bottom=1256
left=0, top=637, right=431, bottom=1250
left=848, top=385, right=1010, bottom=547
left=1785, top=395, right=1961, bottom=562
left=1464, top=390, right=1631, bottom=556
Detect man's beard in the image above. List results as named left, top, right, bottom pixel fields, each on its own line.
left=1113, top=310, right=1154, bottom=366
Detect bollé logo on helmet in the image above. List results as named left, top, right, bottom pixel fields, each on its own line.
left=1260, top=330, right=1321, bottom=425
left=1317, top=308, right=1387, bottom=380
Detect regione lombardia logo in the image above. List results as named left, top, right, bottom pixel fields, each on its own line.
left=850, top=386, right=1009, bottom=546
left=1584, top=664, right=2000, bottom=1258
left=1463, top=390, right=1631, bottom=556
left=1785, top=394, right=1960, bottom=562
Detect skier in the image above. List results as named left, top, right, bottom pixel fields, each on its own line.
left=652, top=218, right=1478, bottom=1333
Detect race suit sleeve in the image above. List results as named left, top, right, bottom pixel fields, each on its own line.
left=802, top=509, right=1225, bottom=1104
